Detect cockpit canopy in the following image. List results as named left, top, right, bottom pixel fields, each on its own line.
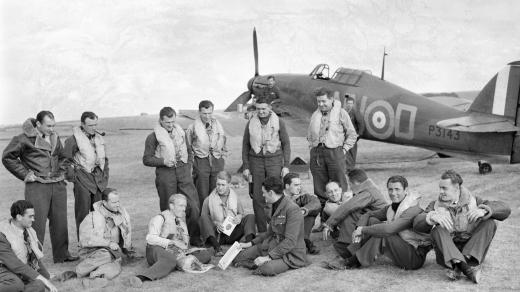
left=310, top=64, right=370, bottom=87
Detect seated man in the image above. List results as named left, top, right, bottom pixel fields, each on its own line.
left=326, top=175, right=431, bottom=270
left=234, top=176, right=308, bottom=276
left=200, top=171, right=256, bottom=256
left=322, top=168, right=389, bottom=259
left=283, top=172, right=321, bottom=254
left=124, top=194, right=213, bottom=288
left=0, top=200, right=57, bottom=292
left=413, top=170, right=510, bottom=283
left=75, top=188, right=133, bottom=288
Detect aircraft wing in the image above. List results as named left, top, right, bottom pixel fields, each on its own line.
left=436, top=113, right=520, bottom=132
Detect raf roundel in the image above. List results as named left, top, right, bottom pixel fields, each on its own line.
left=364, top=100, right=395, bottom=139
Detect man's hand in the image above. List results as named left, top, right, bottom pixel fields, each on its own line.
left=37, top=275, right=58, bottom=292
left=322, top=224, right=331, bottom=241
left=168, top=239, right=188, bottom=250
left=215, top=222, right=225, bottom=233
left=254, top=256, right=271, bottom=267
left=342, top=148, right=348, bottom=155
left=467, top=208, right=487, bottom=223
left=281, top=167, right=289, bottom=178
left=430, top=211, right=454, bottom=232
left=164, top=159, right=175, bottom=168
left=239, top=242, right=252, bottom=249
left=342, top=191, right=353, bottom=201
left=231, top=216, right=241, bottom=225
left=108, top=242, right=120, bottom=251
left=242, top=169, right=251, bottom=181
left=352, top=227, right=363, bottom=243
left=24, top=172, right=37, bottom=183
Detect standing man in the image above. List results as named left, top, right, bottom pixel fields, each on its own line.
left=143, top=107, right=202, bottom=246
left=2, top=111, right=78, bottom=263
left=325, top=175, right=431, bottom=270
left=307, top=87, right=358, bottom=211
left=242, top=96, right=291, bottom=232
left=344, top=95, right=364, bottom=169
left=413, top=170, right=511, bottom=283
left=283, top=173, right=321, bottom=255
left=234, top=177, right=308, bottom=276
left=199, top=171, right=256, bottom=256
left=64, top=111, right=109, bottom=237
left=0, top=200, right=57, bottom=292
left=186, top=100, right=227, bottom=208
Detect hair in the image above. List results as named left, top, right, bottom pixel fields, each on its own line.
left=36, top=111, right=54, bottom=123
left=325, top=181, right=340, bottom=191
left=216, top=171, right=231, bottom=183
left=255, top=96, right=271, bottom=105
left=441, top=169, right=463, bottom=186
left=101, top=188, right=117, bottom=201
left=263, top=176, right=284, bottom=195
left=387, top=175, right=408, bottom=189
left=198, top=100, right=214, bottom=111
left=169, top=193, right=187, bottom=205
left=247, top=104, right=257, bottom=111
left=267, top=75, right=275, bottom=81
left=80, top=111, right=98, bottom=123
left=283, top=173, right=299, bottom=189
left=159, top=107, right=176, bottom=119
left=313, top=87, right=334, bottom=99
left=11, top=200, right=34, bottom=219
left=347, top=168, right=368, bottom=184
left=345, top=96, right=355, bottom=102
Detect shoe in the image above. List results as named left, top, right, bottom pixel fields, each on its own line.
left=305, top=239, right=320, bottom=255
left=321, top=260, right=346, bottom=270
left=122, top=276, right=143, bottom=288
left=344, top=256, right=361, bottom=269
left=460, top=263, right=481, bottom=284
left=312, top=224, right=325, bottom=233
left=215, top=247, right=225, bottom=257
left=446, top=267, right=463, bottom=281
left=52, top=270, right=77, bottom=282
left=54, top=255, right=80, bottom=263
left=234, top=260, right=258, bottom=270
left=82, top=278, right=109, bottom=289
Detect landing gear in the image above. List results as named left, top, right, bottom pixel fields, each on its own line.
left=478, top=160, right=492, bottom=174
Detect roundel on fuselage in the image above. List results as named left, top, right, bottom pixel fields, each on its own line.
left=364, top=100, right=394, bottom=139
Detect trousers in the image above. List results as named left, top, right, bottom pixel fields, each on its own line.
left=234, top=244, right=290, bottom=276
left=193, top=156, right=225, bottom=209
left=76, top=248, right=121, bottom=280
left=0, top=265, right=49, bottom=292
left=201, top=214, right=256, bottom=244
left=310, top=146, right=348, bottom=205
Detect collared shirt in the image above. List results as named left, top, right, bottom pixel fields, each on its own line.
left=271, top=195, right=284, bottom=216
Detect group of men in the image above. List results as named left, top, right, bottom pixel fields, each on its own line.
left=0, top=85, right=511, bottom=290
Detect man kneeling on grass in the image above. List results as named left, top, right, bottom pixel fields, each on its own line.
left=324, top=175, right=431, bottom=270
left=413, top=170, right=511, bottom=284
left=200, top=171, right=256, bottom=256
left=233, top=176, right=308, bottom=276
left=123, top=194, right=214, bottom=288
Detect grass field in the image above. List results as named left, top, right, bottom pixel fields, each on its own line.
left=0, top=123, right=519, bottom=292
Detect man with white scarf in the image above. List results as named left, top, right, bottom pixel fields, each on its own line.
left=325, top=176, right=431, bottom=270
left=186, top=100, right=227, bottom=208
left=200, top=171, right=256, bottom=255
left=143, top=106, right=202, bottom=246
left=0, top=200, right=57, bottom=292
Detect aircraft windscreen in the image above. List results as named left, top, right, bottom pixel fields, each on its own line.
left=331, top=68, right=364, bottom=86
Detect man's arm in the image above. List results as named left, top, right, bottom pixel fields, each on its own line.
left=356, top=206, right=389, bottom=227
left=2, top=136, right=30, bottom=181
left=361, top=206, right=422, bottom=237
left=184, top=131, right=193, bottom=164
left=355, top=110, right=365, bottom=137
left=340, top=109, right=358, bottom=152
left=142, top=133, right=165, bottom=167
left=300, top=193, right=321, bottom=217
left=0, top=233, right=40, bottom=280
left=413, top=201, right=435, bottom=233
left=268, top=206, right=302, bottom=259
left=475, top=196, right=511, bottom=221
left=278, top=119, right=291, bottom=168
left=242, top=122, right=251, bottom=170
left=145, top=215, right=170, bottom=248
left=326, top=191, right=373, bottom=227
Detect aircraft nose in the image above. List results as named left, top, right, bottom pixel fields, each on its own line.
left=247, top=77, right=255, bottom=92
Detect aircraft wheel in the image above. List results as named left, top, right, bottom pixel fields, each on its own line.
left=478, top=160, right=492, bottom=174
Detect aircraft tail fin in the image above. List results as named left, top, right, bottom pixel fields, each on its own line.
left=468, top=62, right=520, bottom=119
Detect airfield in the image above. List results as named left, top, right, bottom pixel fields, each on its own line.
left=0, top=116, right=519, bottom=292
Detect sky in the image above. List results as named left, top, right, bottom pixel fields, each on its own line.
left=1, top=0, right=519, bottom=125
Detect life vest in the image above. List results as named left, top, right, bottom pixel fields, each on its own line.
left=386, top=193, right=431, bottom=248
left=249, top=112, right=281, bottom=154
left=208, top=189, right=238, bottom=223
left=433, top=186, right=479, bottom=235
left=191, top=118, right=226, bottom=159
left=308, top=100, right=345, bottom=148
left=158, top=210, right=189, bottom=246
left=154, top=124, right=188, bottom=164
left=0, top=220, right=43, bottom=264
left=72, top=127, right=106, bottom=172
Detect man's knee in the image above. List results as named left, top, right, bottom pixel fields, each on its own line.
left=31, top=279, right=46, bottom=292
left=477, top=219, right=497, bottom=233
left=431, top=225, right=451, bottom=242
left=0, top=275, right=24, bottom=292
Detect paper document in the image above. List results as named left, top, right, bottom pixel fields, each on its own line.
left=218, top=241, right=242, bottom=270
left=221, top=216, right=237, bottom=236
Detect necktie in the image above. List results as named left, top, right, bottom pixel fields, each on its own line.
left=23, top=229, right=38, bottom=270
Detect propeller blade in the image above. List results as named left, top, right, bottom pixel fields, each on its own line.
left=224, top=91, right=251, bottom=112
left=253, top=27, right=259, bottom=76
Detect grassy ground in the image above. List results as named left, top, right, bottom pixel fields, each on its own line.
left=0, top=125, right=518, bottom=292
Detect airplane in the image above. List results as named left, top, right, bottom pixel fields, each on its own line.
left=224, top=28, right=520, bottom=174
